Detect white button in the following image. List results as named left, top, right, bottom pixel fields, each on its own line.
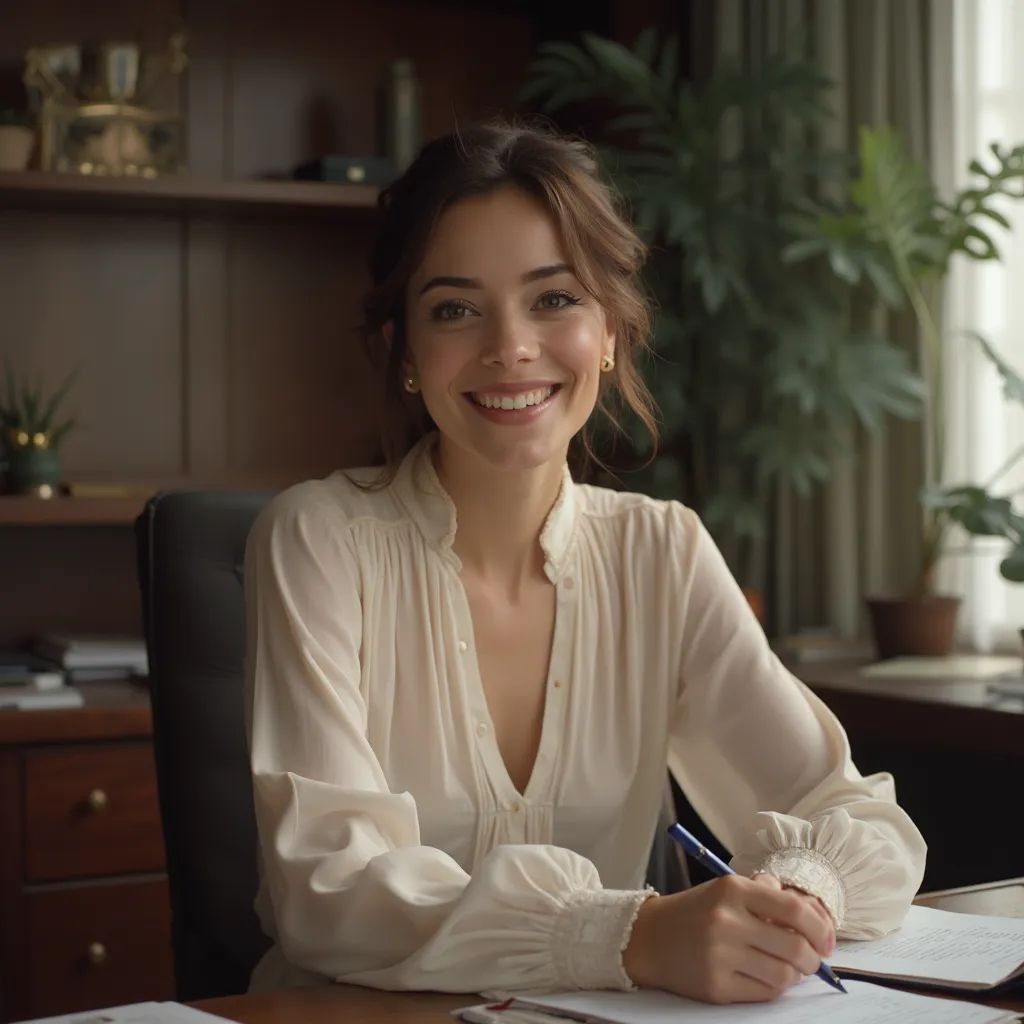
left=458, top=640, right=468, bottom=652
left=563, top=576, right=575, bottom=590
left=510, top=802, right=522, bottom=813
left=476, top=722, right=487, bottom=738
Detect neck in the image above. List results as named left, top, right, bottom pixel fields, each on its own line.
left=434, top=439, right=566, bottom=594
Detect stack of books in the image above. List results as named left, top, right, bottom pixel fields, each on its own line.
left=32, top=633, right=149, bottom=682
left=0, top=650, right=83, bottom=710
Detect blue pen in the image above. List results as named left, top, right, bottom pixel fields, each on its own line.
left=667, top=823, right=847, bottom=994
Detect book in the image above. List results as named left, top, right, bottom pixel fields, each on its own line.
left=861, top=655, right=1023, bottom=680
left=33, top=633, right=149, bottom=674
left=0, top=651, right=64, bottom=690
left=458, top=977, right=1016, bottom=1024
left=0, top=685, right=84, bottom=711
left=830, top=905, right=1024, bottom=991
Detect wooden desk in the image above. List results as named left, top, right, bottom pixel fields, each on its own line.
left=796, top=660, right=1024, bottom=758
left=794, top=662, right=1024, bottom=891
left=195, top=880, right=1024, bottom=1022
left=0, top=681, right=173, bottom=1022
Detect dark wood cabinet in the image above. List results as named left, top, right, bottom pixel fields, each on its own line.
left=0, top=685, right=174, bottom=1023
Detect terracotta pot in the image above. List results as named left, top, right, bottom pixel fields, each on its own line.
left=864, top=594, right=961, bottom=660
left=741, top=587, right=765, bottom=625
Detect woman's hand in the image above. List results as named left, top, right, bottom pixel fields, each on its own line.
left=622, top=874, right=836, bottom=1004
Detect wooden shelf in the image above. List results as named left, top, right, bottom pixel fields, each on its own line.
left=0, top=495, right=148, bottom=526
left=0, top=170, right=381, bottom=218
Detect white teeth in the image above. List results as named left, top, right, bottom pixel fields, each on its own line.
left=472, top=386, right=555, bottom=410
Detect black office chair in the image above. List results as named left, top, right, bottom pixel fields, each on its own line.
left=136, top=489, right=688, bottom=1001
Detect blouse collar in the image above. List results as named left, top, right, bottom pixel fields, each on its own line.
left=392, top=433, right=577, bottom=583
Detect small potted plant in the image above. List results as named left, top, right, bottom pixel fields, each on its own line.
left=0, top=362, right=79, bottom=498
left=0, top=108, right=35, bottom=171
left=785, top=129, right=1024, bottom=655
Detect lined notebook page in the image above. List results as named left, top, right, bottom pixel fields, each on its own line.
left=501, top=979, right=1015, bottom=1024
left=831, top=905, right=1024, bottom=989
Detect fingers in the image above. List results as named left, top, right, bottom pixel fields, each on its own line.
left=746, top=915, right=822, bottom=977
left=746, top=882, right=833, bottom=959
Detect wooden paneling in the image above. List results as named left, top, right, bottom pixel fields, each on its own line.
left=26, top=877, right=173, bottom=1017
left=24, top=743, right=165, bottom=882
left=225, top=0, right=535, bottom=179
left=225, top=216, right=384, bottom=473
left=0, top=209, right=185, bottom=478
left=0, top=527, right=141, bottom=647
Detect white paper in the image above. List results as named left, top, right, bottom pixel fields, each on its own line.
left=831, top=905, right=1024, bottom=987
left=13, top=1001, right=235, bottom=1024
left=860, top=655, right=1023, bottom=679
left=496, top=978, right=1015, bottom=1024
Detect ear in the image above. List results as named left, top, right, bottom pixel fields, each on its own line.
left=382, top=320, right=395, bottom=350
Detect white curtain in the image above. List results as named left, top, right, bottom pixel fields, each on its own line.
left=936, top=0, right=1024, bottom=653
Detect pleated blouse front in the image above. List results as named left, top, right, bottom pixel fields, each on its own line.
left=243, top=435, right=926, bottom=995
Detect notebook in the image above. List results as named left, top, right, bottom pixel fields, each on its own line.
left=830, top=905, right=1024, bottom=991
left=456, top=977, right=1016, bottom=1024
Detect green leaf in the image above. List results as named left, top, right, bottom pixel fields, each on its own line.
left=999, top=543, right=1024, bottom=583
left=965, top=331, right=1024, bottom=405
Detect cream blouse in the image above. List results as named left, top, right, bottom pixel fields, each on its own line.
left=243, top=434, right=926, bottom=995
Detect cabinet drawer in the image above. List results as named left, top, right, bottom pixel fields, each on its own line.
left=25, top=744, right=165, bottom=881
left=26, top=878, right=174, bottom=1017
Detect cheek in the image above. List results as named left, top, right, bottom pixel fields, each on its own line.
left=553, top=320, right=605, bottom=382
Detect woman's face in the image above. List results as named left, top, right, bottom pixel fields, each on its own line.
left=401, top=186, right=615, bottom=474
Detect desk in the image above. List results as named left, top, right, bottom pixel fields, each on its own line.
left=0, top=681, right=173, bottom=1022
left=797, top=660, right=1024, bottom=758
left=194, top=880, right=1024, bottom=1022
left=794, top=662, right=1024, bottom=891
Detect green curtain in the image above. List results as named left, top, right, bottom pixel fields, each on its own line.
left=713, top=0, right=952, bottom=638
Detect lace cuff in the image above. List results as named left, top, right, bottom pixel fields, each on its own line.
left=753, top=847, right=845, bottom=928
left=552, top=888, right=655, bottom=991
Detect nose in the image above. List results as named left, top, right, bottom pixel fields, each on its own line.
left=480, top=309, right=540, bottom=368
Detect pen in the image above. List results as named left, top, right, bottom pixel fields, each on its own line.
left=666, top=823, right=847, bottom=994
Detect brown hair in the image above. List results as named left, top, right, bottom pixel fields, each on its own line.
left=359, top=116, right=659, bottom=480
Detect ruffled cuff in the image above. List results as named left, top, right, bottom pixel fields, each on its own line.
left=751, top=848, right=845, bottom=927
left=552, top=888, right=655, bottom=991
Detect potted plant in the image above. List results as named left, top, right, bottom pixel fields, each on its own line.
left=0, top=108, right=35, bottom=171
left=521, top=34, right=924, bottom=605
left=784, top=128, right=1024, bottom=655
left=0, top=361, right=79, bottom=498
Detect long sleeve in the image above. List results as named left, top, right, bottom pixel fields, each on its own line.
left=665, top=506, right=927, bottom=939
left=243, top=487, right=650, bottom=993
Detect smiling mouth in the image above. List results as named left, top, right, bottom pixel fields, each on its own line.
left=467, top=385, right=560, bottom=410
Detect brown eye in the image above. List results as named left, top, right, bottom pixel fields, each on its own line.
left=535, top=290, right=581, bottom=310
left=433, top=300, right=474, bottom=321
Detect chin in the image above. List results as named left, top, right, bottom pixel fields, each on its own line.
left=462, top=432, right=568, bottom=473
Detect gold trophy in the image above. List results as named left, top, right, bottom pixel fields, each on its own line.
left=25, top=33, right=188, bottom=177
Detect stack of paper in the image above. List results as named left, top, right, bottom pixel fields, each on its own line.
left=14, top=1000, right=234, bottom=1023
left=458, top=978, right=1016, bottom=1024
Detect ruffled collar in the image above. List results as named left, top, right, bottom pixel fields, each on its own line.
left=391, top=433, right=577, bottom=583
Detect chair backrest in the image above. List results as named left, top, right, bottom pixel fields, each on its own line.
left=136, top=490, right=273, bottom=1001
left=136, top=488, right=688, bottom=1001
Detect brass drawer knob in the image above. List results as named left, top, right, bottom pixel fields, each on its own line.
left=87, top=941, right=107, bottom=964
left=87, top=789, right=108, bottom=812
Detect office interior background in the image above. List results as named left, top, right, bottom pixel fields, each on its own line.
left=0, top=1, right=1021, bottom=1020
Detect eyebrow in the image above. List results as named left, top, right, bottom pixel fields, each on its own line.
left=416, top=263, right=573, bottom=297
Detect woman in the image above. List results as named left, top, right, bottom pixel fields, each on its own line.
left=243, top=118, right=926, bottom=1004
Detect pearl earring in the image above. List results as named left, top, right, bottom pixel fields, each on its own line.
left=403, top=375, right=420, bottom=394
left=601, top=354, right=615, bottom=373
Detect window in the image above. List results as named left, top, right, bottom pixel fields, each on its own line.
left=940, top=0, right=1024, bottom=651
